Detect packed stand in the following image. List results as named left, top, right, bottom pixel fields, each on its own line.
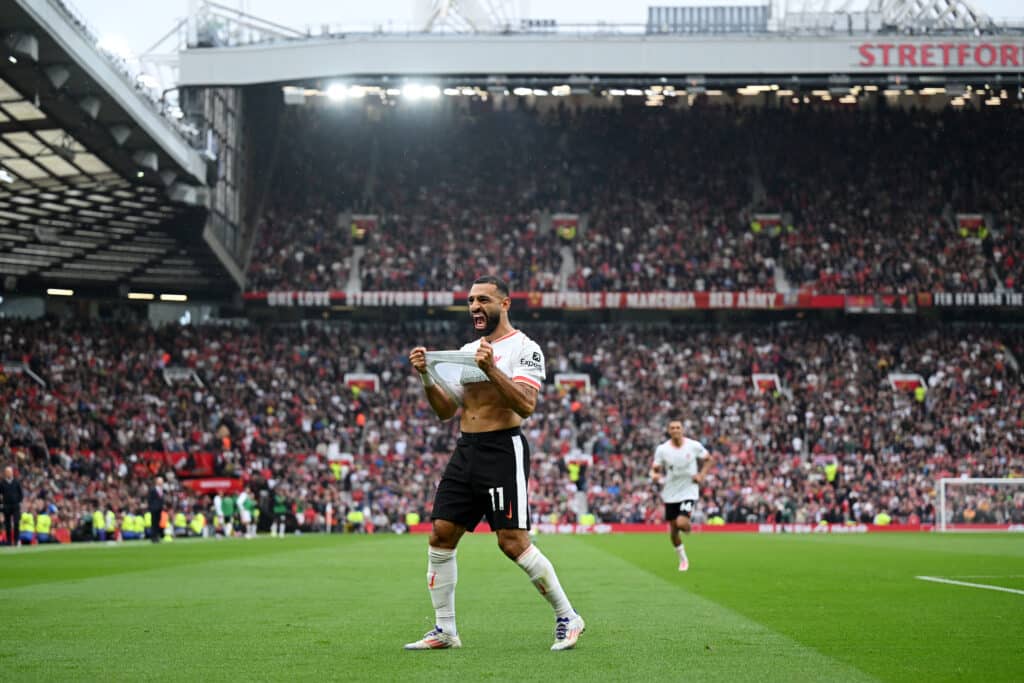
left=245, top=102, right=1024, bottom=295
left=3, top=317, right=1024, bottom=543
left=753, top=107, right=1024, bottom=295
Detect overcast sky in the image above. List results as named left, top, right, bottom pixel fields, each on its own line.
left=72, top=0, right=1024, bottom=56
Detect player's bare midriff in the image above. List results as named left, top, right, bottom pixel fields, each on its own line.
left=459, top=381, right=524, bottom=433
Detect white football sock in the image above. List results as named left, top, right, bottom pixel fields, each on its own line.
left=516, top=545, right=574, bottom=619
left=428, top=547, right=458, bottom=635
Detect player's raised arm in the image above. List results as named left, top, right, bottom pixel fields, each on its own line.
left=409, top=346, right=459, bottom=421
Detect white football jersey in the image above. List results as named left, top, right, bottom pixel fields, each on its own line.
left=459, top=329, right=545, bottom=390
left=653, top=437, right=708, bottom=502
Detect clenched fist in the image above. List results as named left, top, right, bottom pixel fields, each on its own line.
left=475, top=338, right=495, bottom=373
left=409, top=346, right=428, bottom=374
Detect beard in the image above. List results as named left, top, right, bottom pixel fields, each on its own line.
left=474, top=309, right=500, bottom=337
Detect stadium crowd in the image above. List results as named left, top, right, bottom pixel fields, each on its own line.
left=3, top=317, right=1023, bottom=543
left=246, top=103, right=1024, bottom=296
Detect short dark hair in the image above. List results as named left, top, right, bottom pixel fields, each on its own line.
left=472, top=275, right=510, bottom=298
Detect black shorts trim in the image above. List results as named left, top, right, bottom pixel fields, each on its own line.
left=432, top=427, right=530, bottom=532
left=665, top=500, right=696, bottom=521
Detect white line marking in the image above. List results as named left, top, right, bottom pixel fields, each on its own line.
left=946, top=575, right=1024, bottom=579
left=916, top=575, right=1024, bottom=596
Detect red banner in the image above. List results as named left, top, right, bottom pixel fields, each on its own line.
left=844, top=294, right=915, bottom=312
left=244, top=290, right=1024, bottom=310
left=752, top=373, right=782, bottom=394
left=957, top=213, right=985, bottom=232
left=140, top=451, right=215, bottom=477
left=554, top=373, right=591, bottom=393
left=889, top=373, right=925, bottom=392
left=180, top=478, right=244, bottom=494
left=527, top=291, right=786, bottom=309
left=250, top=291, right=456, bottom=307
left=247, top=290, right=797, bottom=310
left=344, top=373, right=380, bottom=392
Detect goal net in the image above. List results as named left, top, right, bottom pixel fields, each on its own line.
left=937, top=478, right=1024, bottom=532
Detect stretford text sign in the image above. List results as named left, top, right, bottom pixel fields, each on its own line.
left=857, top=42, right=1024, bottom=68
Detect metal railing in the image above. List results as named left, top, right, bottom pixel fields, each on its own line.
left=50, top=0, right=202, bottom=149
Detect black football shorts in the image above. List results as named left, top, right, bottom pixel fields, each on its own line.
left=432, top=427, right=531, bottom=531
left=665, top=500, right=696, bottom=521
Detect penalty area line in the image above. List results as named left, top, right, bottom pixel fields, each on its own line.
left=915, top=575, right=1024, bottom=596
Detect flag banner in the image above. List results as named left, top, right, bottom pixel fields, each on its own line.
left=349, top=214, right=378, bottom=244
left=888, top=373, right=925, bottom=392
left=752, top=373, right=782, bottom=394
left=140, top=451, right=216, bottom=477
left=751, top=213, right=782, bottom=233
left=344, top=373, right=380, bottom=392
left=956, top=213, right=986, bottom=237
left=552, top=213, right=579, bottom=241
left=555, top=373, right=592, bottom=393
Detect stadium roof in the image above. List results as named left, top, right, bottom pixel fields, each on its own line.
left=0, top=0, right=240, bottom=299
left=179, top=32, right=1024, bottom=90
left=176, top=0, right=1024, bottom=88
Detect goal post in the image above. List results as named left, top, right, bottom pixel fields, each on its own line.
left=937, top=478, right=1024, bottom=532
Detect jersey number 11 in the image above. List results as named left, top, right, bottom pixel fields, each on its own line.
left=488, top=486, right=505, bottom=512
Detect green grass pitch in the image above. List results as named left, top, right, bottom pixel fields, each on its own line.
left=2, top=532, right=1022, bottom=681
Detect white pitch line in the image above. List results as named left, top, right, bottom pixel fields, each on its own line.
left=946, top=575, right=1024, bottom=580
left=916, top=575, right=1024, bottom=596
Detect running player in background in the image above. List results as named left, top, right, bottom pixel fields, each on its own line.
left=405, top=275, right=585, bottom=652
left=650, top=420, right=715, bottom=571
